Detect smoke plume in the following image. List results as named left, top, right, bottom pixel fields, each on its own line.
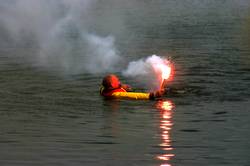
left=0, top=0, right=121, bottom=75
left=123, top=55, right=170, bottom=90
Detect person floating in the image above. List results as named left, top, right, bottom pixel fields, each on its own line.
left=100, top=74, right=165, bottom=100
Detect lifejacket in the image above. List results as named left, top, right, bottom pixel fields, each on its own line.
left=100, top=86, right=127, bottom=97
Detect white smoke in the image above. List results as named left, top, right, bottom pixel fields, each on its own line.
left=123, top=55, right=170, bottom=90
left=123, top=55, right=166, bottom=76
left=0, top=0, right=121, bottom=75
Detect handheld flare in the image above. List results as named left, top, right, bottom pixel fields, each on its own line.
left=152, top=59, right=173, bottom=90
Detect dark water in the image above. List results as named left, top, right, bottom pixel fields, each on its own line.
left=1, top=1, right=250, bottom=166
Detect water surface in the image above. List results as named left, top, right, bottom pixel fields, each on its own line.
left=1, top=1, right=250, bottom=166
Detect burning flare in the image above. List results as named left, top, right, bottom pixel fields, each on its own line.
left=158, top=63, right=171, bottom=80
left=122, top=55, right=174, bottom=90
left=151, top=59, right=173, bottom=90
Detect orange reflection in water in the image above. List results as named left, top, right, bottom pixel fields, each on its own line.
left=156, top=100, right=175, bottom=166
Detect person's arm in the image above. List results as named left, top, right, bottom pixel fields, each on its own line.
left=111, top=90, right=164, bottom=100
left=112, top=92, right=151, bottom=100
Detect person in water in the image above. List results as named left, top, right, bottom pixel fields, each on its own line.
left=100, top=74, right=165, bottom=100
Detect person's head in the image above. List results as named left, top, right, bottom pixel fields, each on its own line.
left=102, top=74, right=121, bottom=89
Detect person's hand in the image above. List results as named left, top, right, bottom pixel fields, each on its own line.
left=154, top=89, right=165, bottom=97
left=150, top=89, right=165, bottom=99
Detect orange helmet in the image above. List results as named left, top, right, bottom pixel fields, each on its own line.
left=102, top=74, right=121, bottom=89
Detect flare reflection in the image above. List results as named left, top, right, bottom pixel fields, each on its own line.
left=156, top=100, right=175, bottom=166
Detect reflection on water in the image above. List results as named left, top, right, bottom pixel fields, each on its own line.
left=156, top=100, right=175, bottom=166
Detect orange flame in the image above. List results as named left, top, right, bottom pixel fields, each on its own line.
left=152, top=59, right=173, bottom=90
left=158, top=63, right=172, bottom=80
